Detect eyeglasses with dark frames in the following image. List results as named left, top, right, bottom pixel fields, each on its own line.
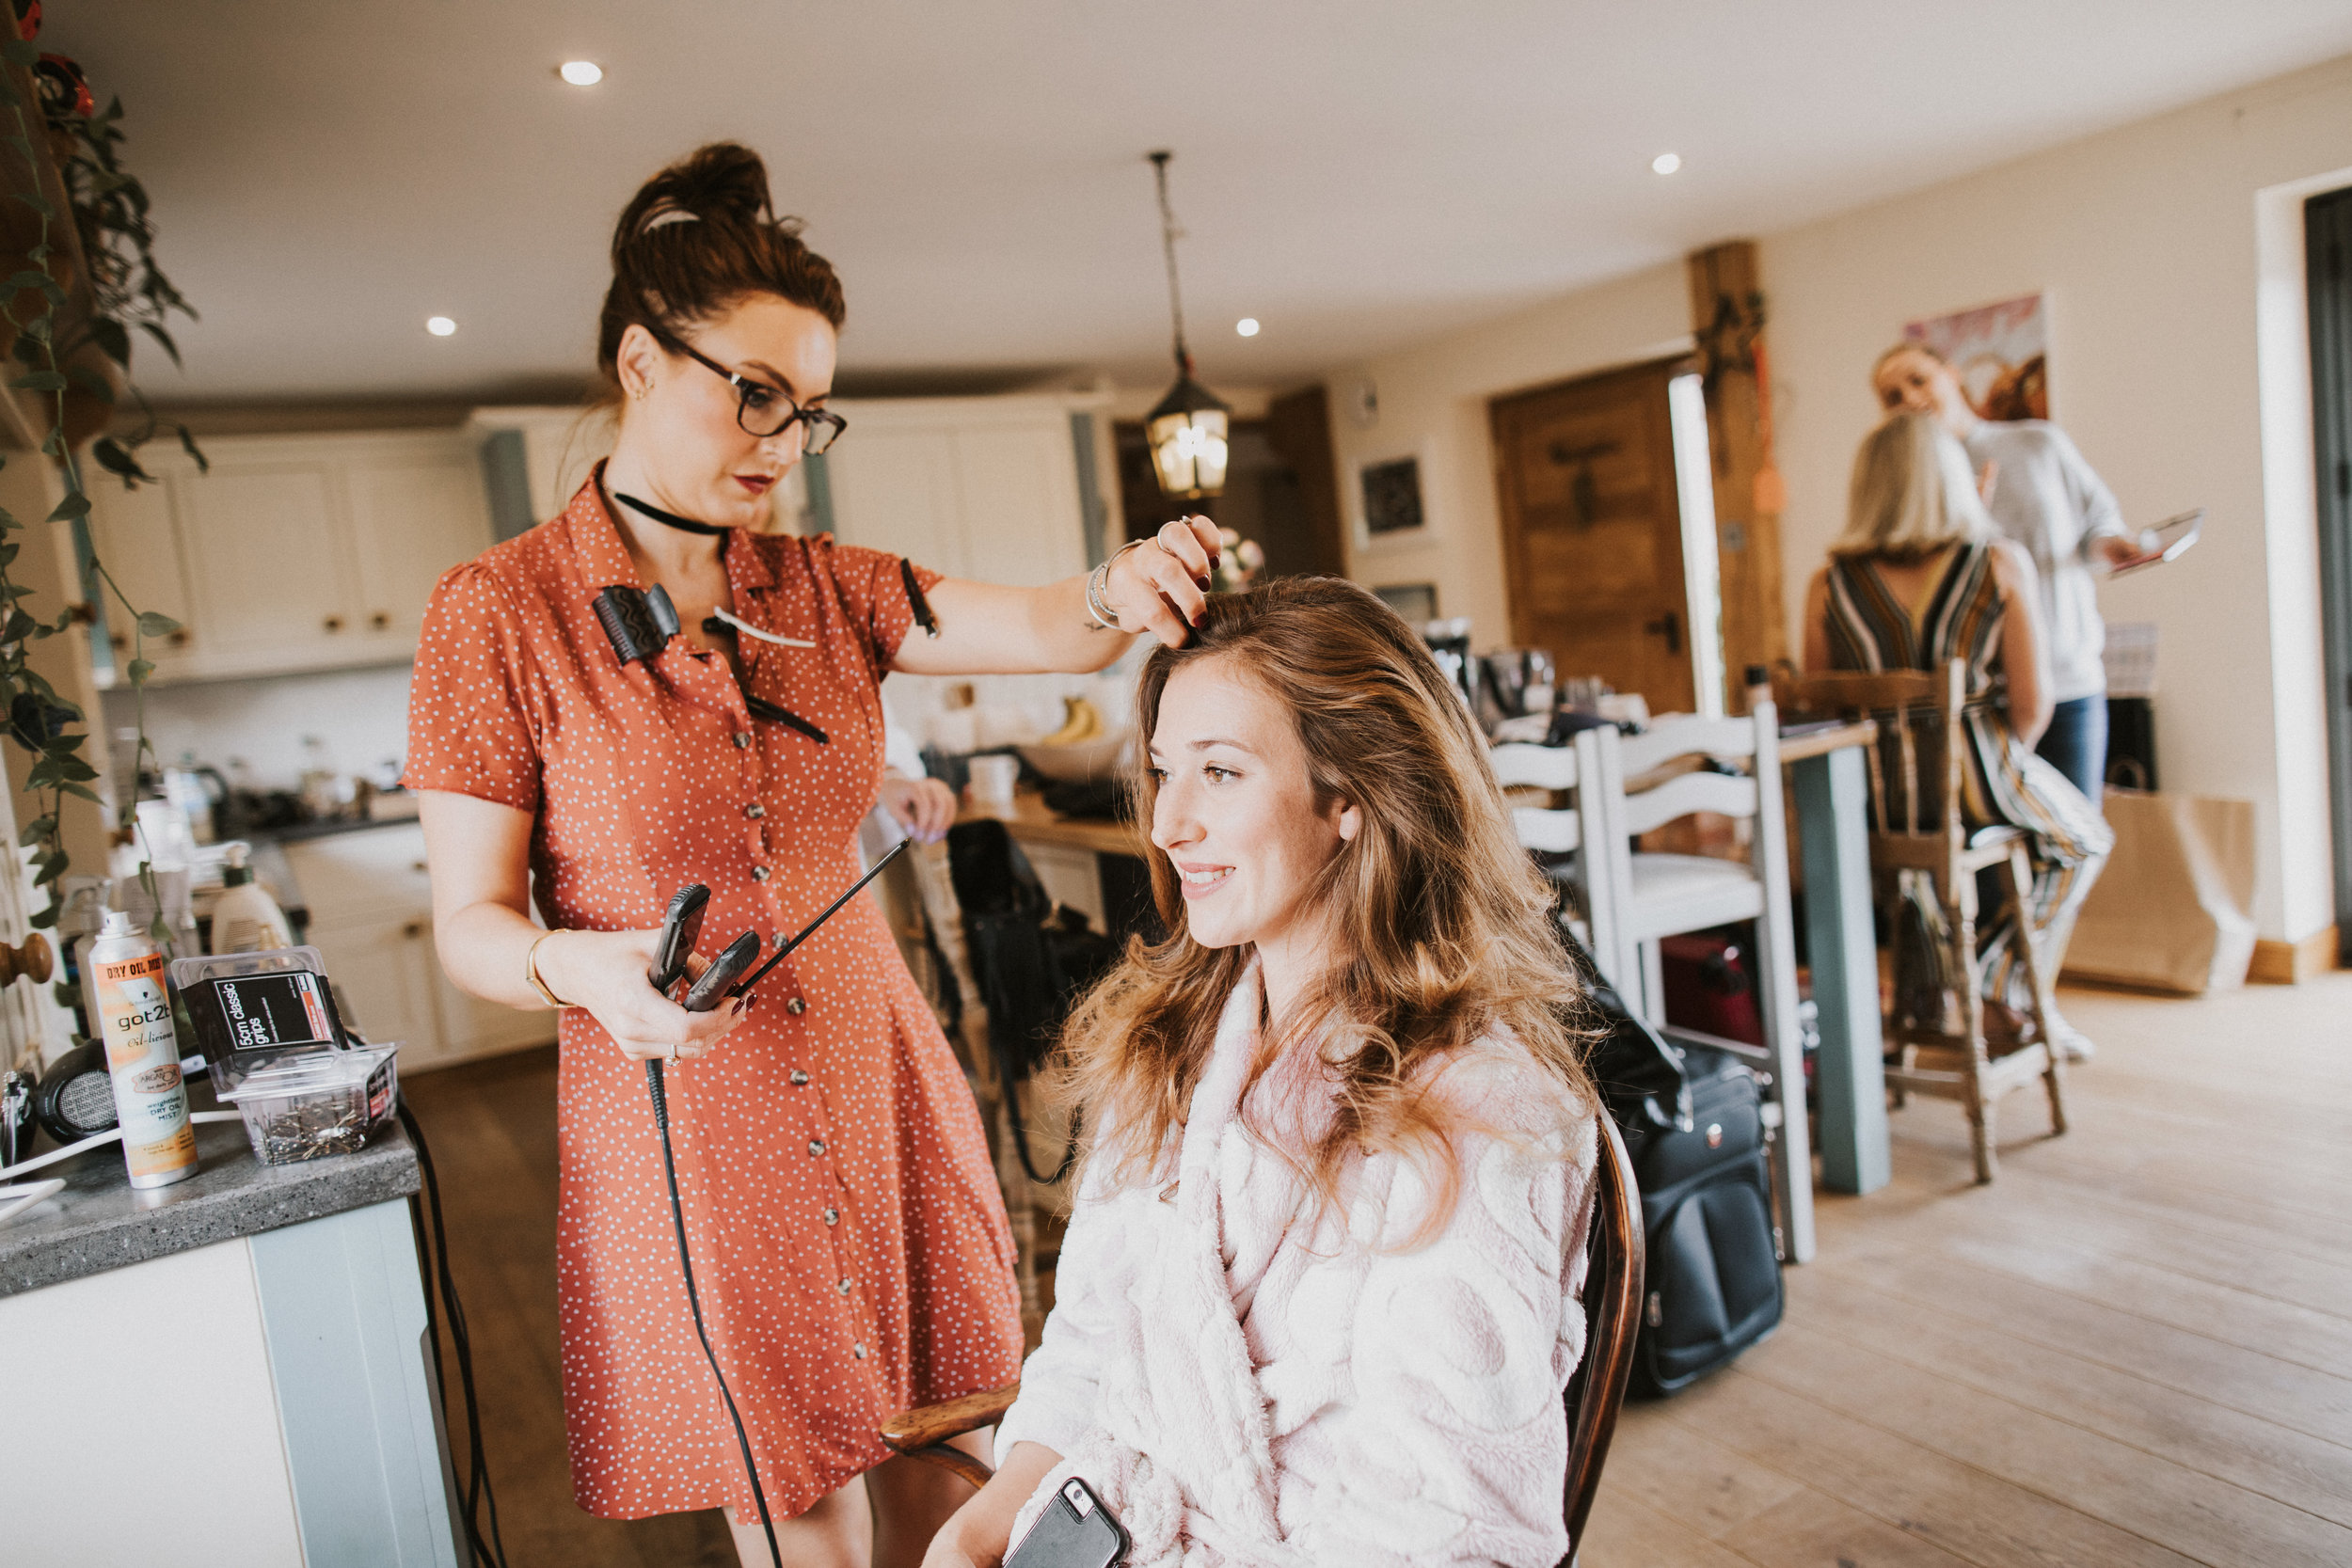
left=656, top=329, right=848, bottom=453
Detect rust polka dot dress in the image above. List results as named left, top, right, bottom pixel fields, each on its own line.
left=404, top=475, right=1022, bottom=1522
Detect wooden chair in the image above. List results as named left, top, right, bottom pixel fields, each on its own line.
left=880, top=1115, right=1646, bottom=1568
left=1789, top=660, right=2065, bottom=1184
left=1578, top=703, right=1813, bottom=1261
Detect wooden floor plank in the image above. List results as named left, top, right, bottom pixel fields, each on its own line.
left=1744, top=1321, right=2352, bottom=1567
left=1599, top=1403, right=1807, bottom=1539
left=1823, top=1248, right=2352, bottom=1451
left=1574, top=1483, right=1765, bottom=1568
left=1730, top=1488, right=1990, bottom=1568
left=1785, top=1263, right=2352, bottom=1527
left=1657, top=1367, right=2201, bottom=1568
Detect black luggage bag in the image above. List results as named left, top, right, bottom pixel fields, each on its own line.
left=1575, top=939, right=1783, bottom=1397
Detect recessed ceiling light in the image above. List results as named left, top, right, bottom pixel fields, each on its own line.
left=559, top=60, right=603, bottom=87
left=1235, top=317, right=1260, bottom=338
left=1652, top=152, right=1682, bottom=175
left=426, top=316, right=457, bottom=337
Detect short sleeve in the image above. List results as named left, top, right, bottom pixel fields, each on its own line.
left=818, top=540, right=944, bottom=672
left=402, top=562, right=544, bottom=813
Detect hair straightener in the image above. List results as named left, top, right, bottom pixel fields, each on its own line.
left=641, top=836, right=909, bottom=1568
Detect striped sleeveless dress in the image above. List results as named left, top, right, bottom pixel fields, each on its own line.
left=1822, top=542, right=2113, bottom=1012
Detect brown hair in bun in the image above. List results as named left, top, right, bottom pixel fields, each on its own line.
left=597, top=142, right=846, bottom=388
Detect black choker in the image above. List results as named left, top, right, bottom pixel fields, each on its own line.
left=615, top=490, right=729, bottom=537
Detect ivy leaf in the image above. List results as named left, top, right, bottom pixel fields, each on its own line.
left=57, top=781, right=100, bottom=803
left=89, top=316, right=130, bottom=367
left=17, top=815, right=52, bottom=847
left=1, top=269, right=50, bottom=293
left=177, top=424, right=209, bottom=473
left=9, top=371, right=65, bottom=394
left=6, top=191, right=54, bottom=221
left=27, top=903, right=56, bottom=929
left=1, top=610, right=35, bottom=642
left=137, top=320, right=183, bottom=369
left=44, top=492, right=89, bottom=522
left=126, top=657, right=153, bottom=685
left=135, top=610, right=180, bottom=637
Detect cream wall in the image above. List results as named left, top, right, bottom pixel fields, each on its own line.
left=1328, top=53, right=2352, bottom=942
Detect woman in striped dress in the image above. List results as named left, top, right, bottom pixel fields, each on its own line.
left=1802, top=412, right=2112, bottom=1047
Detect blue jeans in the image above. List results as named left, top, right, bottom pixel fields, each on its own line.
left=2036, top=696, right=2108, bottom=801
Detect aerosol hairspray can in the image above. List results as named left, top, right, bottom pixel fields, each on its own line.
left=87, top=909, right=197, bottom=1189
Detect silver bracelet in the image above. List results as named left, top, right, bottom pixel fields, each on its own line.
left=1087, top=539, right=1149, bottom=631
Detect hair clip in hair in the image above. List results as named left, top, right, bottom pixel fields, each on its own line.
left=642, top=207, right=703, bottom=232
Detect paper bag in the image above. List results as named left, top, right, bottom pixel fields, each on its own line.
left=2061, top=790, right=2257, bottom=994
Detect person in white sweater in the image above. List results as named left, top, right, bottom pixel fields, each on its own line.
left=923, top=577, right=1600, bottom=1568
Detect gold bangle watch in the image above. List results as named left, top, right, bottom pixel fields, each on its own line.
left=526, top=930, right=574, bottom=1008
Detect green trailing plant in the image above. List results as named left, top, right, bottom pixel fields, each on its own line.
left=0, top=35, right=192, bottom=945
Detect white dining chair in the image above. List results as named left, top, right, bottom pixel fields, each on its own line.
left=1492, top=736, right=1615, bottom=951
left=1581, top=704, right=1814, bottom=1262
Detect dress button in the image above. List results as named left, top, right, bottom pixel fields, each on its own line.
left=852, top=1342, right=866, bottom=1359
left=752, top=866, right=771, bottom=882
left=746, top=804, right=766, bottom=820
left=808, top=1139, right=826, bottom=1157
left=823, top=1207, right=839, bottom=1226
left=838, top=1278, right=853, bottom=1295
left=734, top=732, right=753, bottom=749
left=787, top=997, right=807, bottom=1016
left=789, top=1069, right=809, bottom=1086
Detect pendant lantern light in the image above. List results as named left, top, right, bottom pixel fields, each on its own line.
left=1143, top=150, right=1230, bottom=499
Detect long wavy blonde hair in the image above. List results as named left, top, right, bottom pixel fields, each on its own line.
left=1055, top=577, right=1593, bottom=1233
left=1830, top=409, right=1994, bottom=562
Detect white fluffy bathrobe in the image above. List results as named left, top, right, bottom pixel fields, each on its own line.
left=995, top=962, right=1598, bottom=1567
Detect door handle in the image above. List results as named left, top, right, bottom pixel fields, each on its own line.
left=0, top=933, right=52, bottom=988
left=1644, top=610, right=1683, bottom=656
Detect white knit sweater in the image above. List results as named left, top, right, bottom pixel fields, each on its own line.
left=995, top=962, right=1597, bottom=1567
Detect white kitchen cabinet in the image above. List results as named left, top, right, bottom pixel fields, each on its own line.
left=819, top=396, right=1099, bottom=585
left=84, top=431, right=496, bottom=685
left=282, top=823, right=554, bottom=1071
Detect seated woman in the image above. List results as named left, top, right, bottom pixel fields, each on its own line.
left=925, top=578, right=1600, bottom=1568
left=1802, top=410, right=2113, bottom=1042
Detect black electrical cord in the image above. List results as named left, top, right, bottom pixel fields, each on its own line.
left=645, top=1058, right=784, bottom=1568
left=398, top=1101, right=513, bottom=1568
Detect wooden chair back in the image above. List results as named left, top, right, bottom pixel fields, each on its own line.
left=1560, top=1112, right=1645, bottom=1561
left=1788, top=661, right=1968, bottom=876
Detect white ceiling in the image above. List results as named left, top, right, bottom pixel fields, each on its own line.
left=52, top=1, right=2352, bottom=406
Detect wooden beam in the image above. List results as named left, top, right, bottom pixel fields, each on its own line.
left=1686, top=241, right=1787, bottom=711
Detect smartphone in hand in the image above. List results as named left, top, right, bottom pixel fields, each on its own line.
left=1004, top=1477, right=1128, bottom=1568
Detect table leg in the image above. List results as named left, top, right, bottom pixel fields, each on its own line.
left=1794, top=746, right=1891, bottom=1195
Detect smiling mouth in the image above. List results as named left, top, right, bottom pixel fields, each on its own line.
left=1178, top=865, right=1232, bottom=897
left=735, top=474, right=775, bottom=494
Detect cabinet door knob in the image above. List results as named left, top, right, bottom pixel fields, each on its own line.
left=402, top=920, right=423, bottom=940
left=0, top=933, right=53, bottom=988
left=167, top=628, right=189, bottom=648
left=370, top=611, right=389, bottom=630
left=324, top=615, right=345, bottom=633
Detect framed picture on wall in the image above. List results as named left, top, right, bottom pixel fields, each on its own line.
left=1354, top=451, right=1434, bottom=550
left=1372, top=582, right=1438, bottom=624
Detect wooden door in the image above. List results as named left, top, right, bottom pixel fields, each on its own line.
left=1492, top=358, right=1695, bottom=714
left=346, top=448, right=496, bottom=645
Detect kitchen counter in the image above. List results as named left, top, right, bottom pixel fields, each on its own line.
left=0, top=1115, right=419, bottom=1297
left=1, top=1109, right=460, bottom=1566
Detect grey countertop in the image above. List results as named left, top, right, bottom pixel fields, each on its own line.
left=0, top=1115, right=420, bottom=1298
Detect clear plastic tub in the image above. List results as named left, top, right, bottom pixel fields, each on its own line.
left=217, top=1042, right=399, bottom=1165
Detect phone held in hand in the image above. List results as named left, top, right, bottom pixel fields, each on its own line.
left=1004, top=1477, right=1128, bottom=1568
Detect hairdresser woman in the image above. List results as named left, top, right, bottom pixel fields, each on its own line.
left=405, top=143, right=1218, bottom=1568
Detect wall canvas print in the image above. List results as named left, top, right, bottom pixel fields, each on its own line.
left=1359, top=455, right=1426, bottom=538
left=1904, top=293, right=2048, bottom=421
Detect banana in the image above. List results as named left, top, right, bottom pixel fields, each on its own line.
left=1041, top=696, right=1103, bottom=745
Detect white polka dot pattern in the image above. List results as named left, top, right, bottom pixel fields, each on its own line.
left=404, top=477, right=1022, bottom=1522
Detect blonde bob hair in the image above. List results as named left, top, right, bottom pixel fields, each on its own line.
left=1830, top=409, right=1994, bottom=562
left=1053, top=577, right=1593, bottom=1234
